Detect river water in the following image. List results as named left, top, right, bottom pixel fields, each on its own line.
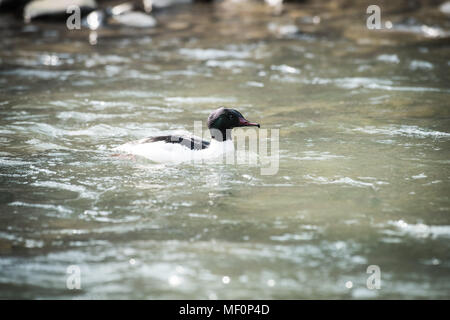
left=0, top=1, right=449, bottom=299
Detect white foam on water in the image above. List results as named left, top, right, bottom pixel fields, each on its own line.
left=377, top=54, right=400, bottom=64
left=304, top=175, right=379, bottom=189
left=388, top=220, right=450, bottom=239
left=270, top=64, right=301, bottom=74
left=30, top=181, right=97, bottom=199
left=409, top=60, right=433, bottom=70
left=0, top=158, right=33, bottom=166
left=113, top=138, right=235, bottom=164
left=9, top=201, right=73, bottom=214
left=352, top=125, right=450, bottom=138
left=57, top=111, right=134, bottom=122
left=270, top=233, right=314, bottom=242
left=293, top=151, right=346, bottom=161
left=164, top=96, right=237, bottom=105
left=282, top=76, right=450, bottom=93
left=206, top=60, right=261, bottom=69
left=179, top=48, right=251, bottom=60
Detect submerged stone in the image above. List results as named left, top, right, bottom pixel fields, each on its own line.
left=440, top=1, right=450, bottom=15
left=145, top=0, right=191, bottom=11
left=24, top=0, right=96, bottom=22
left=109, top=2, right=133, bottom=16
left=84, top=9, right=105, bottom=30
left=111, top=10, right=157, bottom=28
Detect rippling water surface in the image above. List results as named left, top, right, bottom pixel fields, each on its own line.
left=0, top=1, right=449, bottom=299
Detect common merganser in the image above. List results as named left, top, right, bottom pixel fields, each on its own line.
left=113, top=107, right=260, bottom=163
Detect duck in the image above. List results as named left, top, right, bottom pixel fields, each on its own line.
left=113, top=107, right=260, bottom=163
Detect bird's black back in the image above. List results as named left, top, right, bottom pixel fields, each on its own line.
left=144, top=135, right=210, bottom=150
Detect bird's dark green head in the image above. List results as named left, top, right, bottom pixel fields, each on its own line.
left=207, top=107, right=260, bottom=141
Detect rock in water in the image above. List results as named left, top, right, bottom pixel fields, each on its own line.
left=24, top=0, right=96, bottom=22
left=141, top=0, right=191, bottom=12
left=109, top=2, right=133, bottom=16
left=440, top=1, right=450, bottom=15
left=111, top=11, right=157, bottom=28
left=84, top=9, right=105, bottom=30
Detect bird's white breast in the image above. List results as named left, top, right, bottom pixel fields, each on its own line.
left=113, top=138, right=235, bottom=164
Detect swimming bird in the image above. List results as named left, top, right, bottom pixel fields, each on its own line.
left=113, top=107, right=260, bottom=163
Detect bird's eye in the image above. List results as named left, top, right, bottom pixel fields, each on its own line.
left=228, top=114, right=234, bottom=120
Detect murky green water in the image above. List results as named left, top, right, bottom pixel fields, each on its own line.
left=1, top=1, right=449, bottom=299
